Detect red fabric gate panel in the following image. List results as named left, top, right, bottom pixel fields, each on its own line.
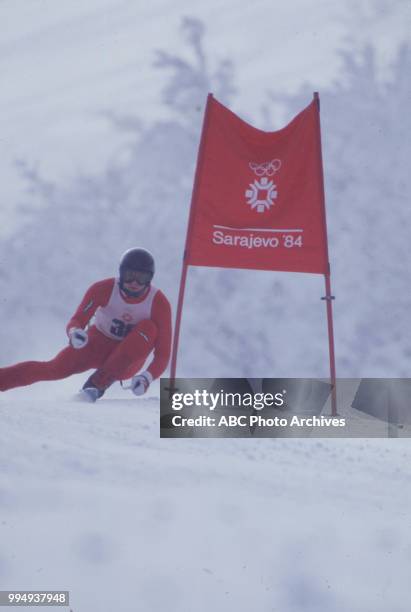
left=185, top=95, right=329, bottom=274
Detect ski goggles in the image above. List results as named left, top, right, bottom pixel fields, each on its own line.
left=122, top=269, right=152, bottom=285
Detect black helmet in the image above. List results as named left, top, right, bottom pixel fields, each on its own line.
left=119, top=248, right=155, bottom=297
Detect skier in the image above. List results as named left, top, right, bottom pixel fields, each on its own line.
left=0, top=248, right=172, bottom=401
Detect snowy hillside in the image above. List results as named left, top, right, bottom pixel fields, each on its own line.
left=1, top=385, right=411, bottom=612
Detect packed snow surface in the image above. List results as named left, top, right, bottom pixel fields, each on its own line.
left=1, top=380, right=410, bottom=611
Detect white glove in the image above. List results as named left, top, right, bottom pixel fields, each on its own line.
left=69, top=327, right=88, bottom=349
left=131, top=371, right=153, bottom=396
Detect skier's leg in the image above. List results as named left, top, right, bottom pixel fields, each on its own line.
left=89, top=320, right=157, bottom=390
left=120, top=357, right=146, bottom=380
left=0, top=327, right=114, bottom=391
left=0, top=350, right=81, bottom=391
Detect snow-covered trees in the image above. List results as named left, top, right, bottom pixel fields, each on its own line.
left=269, top=45, right=411, bottom=375
left=0, top=19, right=236, bottom=364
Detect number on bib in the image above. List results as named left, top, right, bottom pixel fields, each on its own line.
left=110, top=319, right=134, bottom=338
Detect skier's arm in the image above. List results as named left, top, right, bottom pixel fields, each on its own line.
left=146, top=291, right=172, bottom=381
left=66, top=279, right=114, bottom=337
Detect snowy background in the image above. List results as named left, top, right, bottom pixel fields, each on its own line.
left=0, top=1, right=411, bottom=611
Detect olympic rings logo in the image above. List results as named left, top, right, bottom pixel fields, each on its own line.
left=249, top=159, right=282, bottom=177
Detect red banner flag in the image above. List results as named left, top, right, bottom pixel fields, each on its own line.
left=185, top=95, right=329, bottom=274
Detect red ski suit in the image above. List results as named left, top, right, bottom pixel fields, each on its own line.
left=0, top=278, right=172, bottom=392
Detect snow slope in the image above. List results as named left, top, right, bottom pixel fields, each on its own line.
left=1, top=385, right=410, bottom=611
